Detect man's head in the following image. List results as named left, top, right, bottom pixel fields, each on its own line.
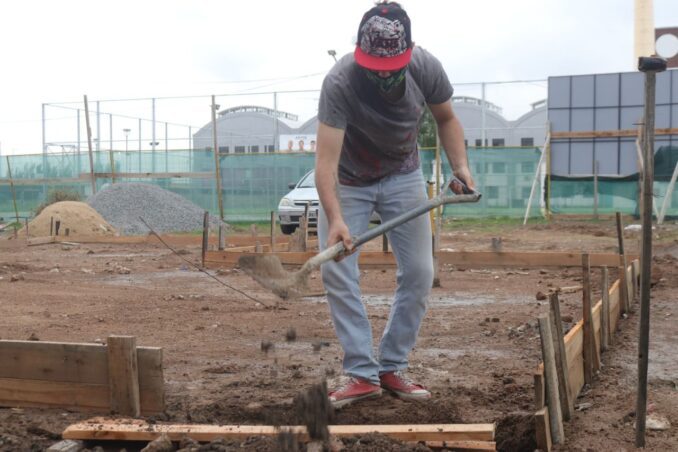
left=354, top=1, right=412, bottom=72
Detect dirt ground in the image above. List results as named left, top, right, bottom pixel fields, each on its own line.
left=0, top=219, right=677, bottom=451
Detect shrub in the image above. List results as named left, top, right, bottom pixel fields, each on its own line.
left=34, top=189, right=82, bottom=216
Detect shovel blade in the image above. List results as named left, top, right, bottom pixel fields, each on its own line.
left=238, top=255, right=309, bottom=299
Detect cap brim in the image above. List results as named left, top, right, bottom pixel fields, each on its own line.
left=354, top=47, right=412, bottom=71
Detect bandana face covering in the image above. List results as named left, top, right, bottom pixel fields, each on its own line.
left=364, top=67, right=407, bottom=93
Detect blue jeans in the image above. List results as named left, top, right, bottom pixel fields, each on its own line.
left=318, top=169, right=434, bottom=385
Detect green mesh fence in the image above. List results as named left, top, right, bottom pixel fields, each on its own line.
left=1, top=147, right=676, bottom=223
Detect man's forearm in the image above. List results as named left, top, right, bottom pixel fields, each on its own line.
left=315, top=162, right=343, bottom=224
left=437, top=115, right=469, bottom=173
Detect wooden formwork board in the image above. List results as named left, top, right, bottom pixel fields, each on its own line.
left=26, top=234, right=299, bottom=248
left=204, top=250, right=636, bottom=269
left=63, top=418, right=495, bottom=444
left=0, top=339, right=164, bottom=414
left=533, top=260, right=638, bottom=450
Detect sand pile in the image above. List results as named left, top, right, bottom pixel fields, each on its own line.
left=27, top=201, right=116, bottom=237
left=87, top=182, right=223, bottom=236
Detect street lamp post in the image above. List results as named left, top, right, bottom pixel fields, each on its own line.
left=123, top=128, right=131, bottom=152
left=327, top=49, right=337, bottom=62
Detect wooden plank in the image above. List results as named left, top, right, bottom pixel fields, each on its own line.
left=538, top=315, right=564, bottom=444
left=551, top=127, right=678, bottom=139
left=534, top=372, right=545, bottom=410
left=563, top=321, right=585, bottom=399
left=535, top=407, right=552, bottom=452
left=107, top=336, right=140, bottom=417
left=205, top=250, right=635, bottom=269
left=601, top=267, right=610, bottom=351
left=419, top=440, right=496, bottom=451
left=62, top=420, right=496, bottom=443
left=548, top=294, right=573, bottom=420
left=0, top=377, right=109, bottom=410
left=93, top=172, right=212, bottom=179
left=609, top=280, right=621, bottom=334
left=0, top=341, right=163, bottom=414
left=27, top=236, right=56, bottom=246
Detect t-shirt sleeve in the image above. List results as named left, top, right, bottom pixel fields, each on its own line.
left=318, top=73, right=349, bottom=130
left=418, top=49, right=454, bottom=105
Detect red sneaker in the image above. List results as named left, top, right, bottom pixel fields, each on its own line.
left=379, top=371, right=431, bottom=400
left=328, top=377, right=382, bottom=409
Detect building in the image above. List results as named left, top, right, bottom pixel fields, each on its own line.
left=192, top=98, right=547, bottom=155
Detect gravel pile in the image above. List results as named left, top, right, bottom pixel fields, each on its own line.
left=87, top=182, right=224, bottom=236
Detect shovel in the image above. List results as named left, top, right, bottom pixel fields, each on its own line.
left=239, top=176, right=481, bottom=299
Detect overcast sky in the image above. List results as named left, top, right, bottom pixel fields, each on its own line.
left=0, top=0, right=676, bottom=155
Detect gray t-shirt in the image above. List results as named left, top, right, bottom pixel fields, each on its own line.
left=318, top=46, right=453, bottom=186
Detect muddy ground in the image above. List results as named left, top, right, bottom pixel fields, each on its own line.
left=0, top=220, right=677, bottom=451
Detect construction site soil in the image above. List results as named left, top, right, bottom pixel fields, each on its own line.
left=1, top=220, right=677, bottom=451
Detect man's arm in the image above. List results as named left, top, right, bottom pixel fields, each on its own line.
left=428, top=100, right=475, bottom=192
left=315, top=122, right=353, bottom=252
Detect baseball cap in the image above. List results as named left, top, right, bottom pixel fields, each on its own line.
left=354, top=2, right=412, bottom=72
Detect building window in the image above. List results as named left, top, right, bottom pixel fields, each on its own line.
left=475, top=139, right=483, bottom=147
left=491, top=162, right=506, bottom=173
left=234, top=146, right=246, bottom=153
left=487, top=186, right=499, bottom=199
left=265, top=145, right=275, bottom=153
left=464, top=139, right=468, bottom=148
left=250, top=145, right=259, bottom=153
left=491, top=138, right=505, bottom=147
left=521, top=137, right=534, bottom=147
left=218, top=146, right=229, bottom=154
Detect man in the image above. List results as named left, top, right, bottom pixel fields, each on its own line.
left=315, top=1, right=475, bottom=408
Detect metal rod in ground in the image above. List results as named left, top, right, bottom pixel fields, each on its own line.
left=83, top=95, right=97, bottom=195
left=201, top=211, right=209, bottom=268
left=538, top=314, right=564, bottom=444
left=139, top=216, right=271, bottom=308
left=636, top=57, right=664, bottom=448
left=601, top=267, right=610, bottom=350
left=218, top=224, right=224, bottom=251
left=548, top=293, right=573, bottom=421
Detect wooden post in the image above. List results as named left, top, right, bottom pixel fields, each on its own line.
left=50, top=216, right=54, bottom=236
left=107, top=335, right=141, bottom=417
left=538, top=315, right=564, bottom=444
left=620, top=255, right=630, bottom=313
left=201, top=211, right=209, bottom=268
left=636, top=58, right=663, bottom=448
left=548, top=293, right=573, bottom=420
left=615, top=212, right=625, bottom=255
left=601, top=266, right=610, bottom=351
left=83, top=95, right=97, bottom=195
left=109, top=149, right=116, bottom=184
left=24, top=218, right=29, bottom=240
left=581, top=253, right=599, bottom=383
left=534, top=372, right=545, bottom=410
left=218, top=224, right=225, bottom=251
left=535, top=407, right=553, bottom=452
left=270, top=211, right=276, bottom=252
left=302, top=203, right=310, bottom=251
left=211, top=95, right=224, bottom=221
left=593, top=160, right=599, bottom=220
left=6, top=156, right=20, bottom=227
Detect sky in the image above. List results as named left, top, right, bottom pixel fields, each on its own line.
left=0, top=0, right=677, bottom=155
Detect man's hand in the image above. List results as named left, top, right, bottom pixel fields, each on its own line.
left=450, top=166, right=476, bottom=195
left=326, top=219, right=354, bottom=261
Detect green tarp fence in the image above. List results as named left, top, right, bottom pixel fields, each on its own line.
left=1, top=146, right=676, bottom=223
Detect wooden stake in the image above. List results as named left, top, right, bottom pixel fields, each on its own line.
left=6, top=156, right=20, bottom=226
left=535, top=407, right=553, bottom=452
left=50, top=216, right=54, bottom=236
left=270, top=211, right=276, bottom=252
left=538, top=315, right=564, bottom=444
left=601, top=267, right=610, bottom=351
left=211, top=95, right=224, bottom=221
left=582, top=253, right=597, bottom=383
left=619, top=255, right=630, bottom=313
left=218, top=224, right=224, bottom=251
left=615, top=212, right=625, bottom=255
left=548, top=293, right=573, bottom=420
left=107, top=336, right=140, bottom=417
left=83, top=95, right=97, bottom=195
left=302, top=203, right=310, bottom=251
left=201, top=211, right=209, bottom=268
left=534, top=372, right=545, bottom=410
